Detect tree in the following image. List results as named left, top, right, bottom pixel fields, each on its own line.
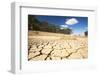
left=28, top=15, right=73, bottom=35
left=60, top=28, right=72, bottom=34
left=84, top=31, right=88, bottom=36
left=28, top=15, right=41, bottom=30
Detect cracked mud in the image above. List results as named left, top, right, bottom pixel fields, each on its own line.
left=28, top=31, right=88, bottom=61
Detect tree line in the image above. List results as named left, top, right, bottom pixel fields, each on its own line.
left=28, top=15, right=72, bottom=34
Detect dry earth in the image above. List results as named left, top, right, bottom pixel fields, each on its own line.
left=28, top=31, right=88, bottom=61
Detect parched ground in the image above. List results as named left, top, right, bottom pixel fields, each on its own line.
left=28, top=31, right=88, bottom=61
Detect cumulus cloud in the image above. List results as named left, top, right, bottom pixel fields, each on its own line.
left=65, top=18, right=78, bottom=25
left=60, top=25, right=68, bottom=29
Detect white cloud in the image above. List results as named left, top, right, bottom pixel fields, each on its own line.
left=60, top=25, right=68, bottom=29
left=65, top=18, right=78, bottom=25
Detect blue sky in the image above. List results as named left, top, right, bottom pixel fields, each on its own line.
left=36, top=15, right=88, bottom=35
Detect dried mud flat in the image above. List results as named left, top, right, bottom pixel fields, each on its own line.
left=28, top=31, right=88, bottom=61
